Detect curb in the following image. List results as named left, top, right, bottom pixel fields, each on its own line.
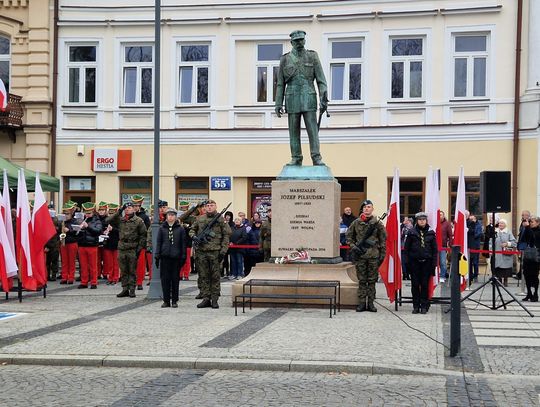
left=0, top=353, right=463, bottom=377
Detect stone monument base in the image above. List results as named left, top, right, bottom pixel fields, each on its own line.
left=231, top=262, right=360, bottom=308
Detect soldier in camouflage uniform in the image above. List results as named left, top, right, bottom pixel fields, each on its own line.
left=107, top=202, right=147, bottom=298
left=346, top=200, right=386, bottom=313
left=275, top=30, right=328, bottom=166
left=189, top=200, right=231, bottom=309
left=259, top=208, right=272, bottom=262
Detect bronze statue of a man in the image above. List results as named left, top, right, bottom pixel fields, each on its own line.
left=275, top=30, right=328, bottom=166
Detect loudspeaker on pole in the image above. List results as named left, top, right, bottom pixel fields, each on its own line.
left=479, top=171, right=511, bottom=213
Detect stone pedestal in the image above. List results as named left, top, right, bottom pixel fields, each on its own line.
left=231, top=262, right=360, bottom=307
left=271, top=166, right=341, bottom=261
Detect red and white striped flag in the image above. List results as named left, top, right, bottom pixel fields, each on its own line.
left=31, top=172, right=56, bottom=286
left=0, top=78, right=7, bottom=112
left=425, top=167, right=441, bottom=297
left=1, top=169, right=16, bottom=258
left=378, top=168, right=401, bottom=303
left=0, top=176, right=17, bottom=293
left=453, top=167, right=469, bottom=291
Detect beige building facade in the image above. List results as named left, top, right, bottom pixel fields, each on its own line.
left=55, top=0, right=540, bottom=228
left=0, top=0, right=54, bottom=173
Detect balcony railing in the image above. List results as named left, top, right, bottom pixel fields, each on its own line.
left=0, top=93, right=24, bottom=128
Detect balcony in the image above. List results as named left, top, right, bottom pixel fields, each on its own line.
left=0, top=93, right=24, bottom=142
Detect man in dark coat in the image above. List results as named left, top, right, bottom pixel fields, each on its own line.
left=155, top=208, right=187, bottom=308
left=404, top=212, right=438, bottom=314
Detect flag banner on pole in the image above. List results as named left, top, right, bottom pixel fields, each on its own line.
left=0, top=202, right=17, bottom=293
left=378, top=168, right=401, bottom=303
left=0, top=78, right=7, bottom=112
left=426, top=167, right=441, bottom=298
left=16, top=169, right=41, bottom=291
left=1, top=169, right=16, bottom=258
left=31, top=172, right=55, bottom=286
left=453, top=167, right=469, bottom=292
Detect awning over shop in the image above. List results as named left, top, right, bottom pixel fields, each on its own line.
left=0, top=157, right=60, bottom=192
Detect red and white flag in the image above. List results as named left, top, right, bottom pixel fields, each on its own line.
left=0, top=78, right=7, bottom=112
left=1, top=169, right=16, bottom=258
left=16, top=169, right=42, bottom=291
left=425, top=167, right=441, bottom=297
left=453, top=167, right=469, bottom=292
left=378, top=168, right=401, bottom=303
left=0, top=212, right=18, bottom=293
left=31, top=172, right=56, bottom=286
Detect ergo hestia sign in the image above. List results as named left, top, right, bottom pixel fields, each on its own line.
left=93, top=148, right=118, bottom=172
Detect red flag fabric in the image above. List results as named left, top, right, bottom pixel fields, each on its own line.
left=453, top=167, right=469, bottom=292
left=0, top=78, right=7, bottom=112
left=378, top=168, right=401, bottom=302
left=31, top=173, right=56, bottom=284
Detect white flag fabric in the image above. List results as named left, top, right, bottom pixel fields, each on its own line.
left=1, top=169, right=16, bottom=258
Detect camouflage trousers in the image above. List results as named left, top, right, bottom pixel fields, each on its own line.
left=354, top=258, right=379, bottom=304
left=46, top=248, right=59, bottom=278
left=119, top=249, right=138, bottom=290
left=195, top=250, right=221, bottom=300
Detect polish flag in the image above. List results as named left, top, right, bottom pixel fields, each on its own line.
left=0, top=78, right=7, bottom=112
left=453, top=167, right=469, bottom=292
left=16, top=169, right=41, bottom=290
left=1, top=169, right=16, bottom=258
left=0, top=184, right=17, bottom=293
left=31, top=173, right=56, bottom=285
left=425, top=167, right=441, bottom=297
left=378, top=168, right=401, bottom=303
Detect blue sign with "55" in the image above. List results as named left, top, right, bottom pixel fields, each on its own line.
left=211, top=177, right=231, bottom=191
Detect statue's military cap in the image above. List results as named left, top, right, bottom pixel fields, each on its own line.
left=289, top=30, right=306, bottom=41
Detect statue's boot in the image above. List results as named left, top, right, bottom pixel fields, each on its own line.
left=312, top=158, right=326, bottom=166
left=286, top=158, right=302, bottom=166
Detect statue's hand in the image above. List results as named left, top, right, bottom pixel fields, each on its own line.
left=320, top=91, right=329, bottom=112
left=275, top=106, right=284, bottom=118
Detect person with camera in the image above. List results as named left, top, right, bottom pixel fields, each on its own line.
left=490, top=219, right=517, bottom=287
left=154, top=208, right=187, bottom=308
left=189, top=200, right=231, bottom=309
left=520, top=216, right=540, bottom=301
left=346, top=200, right=386, bottom=313
left=107, top=202, right=147, bottom=298
left=403, top=212, right=438, bottom=314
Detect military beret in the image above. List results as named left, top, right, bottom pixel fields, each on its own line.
left=206, top=199, right=216, bottom=205
left=97, top=201, right=108, bottom=210
left=81, top=202, right=96, bottom=212
left=360, top=199, right=373, bottom=211
left=131, top=194, right=144, bottom=203
left=158, top=200, right=168, bottom=208
left=415, top=212, right=428, bottom=220
left=290, top=30, right=306, bottom=41
left=124, top=202, right=134, bottom=208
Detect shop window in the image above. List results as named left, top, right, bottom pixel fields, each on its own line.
left=248, top=178, right=273, bottom=220
left=176, top=177, right=209, bottom=208
left=63, top=176, right=96, bottom=208
left=120, top=177, right=152, bottom=207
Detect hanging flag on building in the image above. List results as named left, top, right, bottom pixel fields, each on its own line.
left=453, top=167, right=469, bottom=291
left=425, top=167, right=441, bottom=297
left=0, top=78, right=7, bottom=112
left=1, top=169, right=15, bottom=258
left=378, top=168, right=401, bottom=303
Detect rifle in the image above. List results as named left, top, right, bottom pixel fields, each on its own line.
left=350, top=212, right=388, bottom=261
left=192, top=202, right=232, bottom=248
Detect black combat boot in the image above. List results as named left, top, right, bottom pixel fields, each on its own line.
left=367, top=303, right=377, bottom=312
left=161, top=301, right=170, bottom=308
left=211, top=299, right=219, bottom=309
left=197, top=298, right=211, bottom=308
left=129, top=289, right=136, bottom=298
left=420, top=308, right=428, bottom=314
left=117, top=288, right=129, bottom=298
left=412, top=307, right=420, bottom=314
left=356, top=303, right=366, bottom=312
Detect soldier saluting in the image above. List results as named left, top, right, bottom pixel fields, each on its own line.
left=275, top=30, right=328, bottom=166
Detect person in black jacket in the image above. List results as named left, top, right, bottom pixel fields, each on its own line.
left=521, top=216, right=540, bottom=302
left=104, top=203, right=121, bottom=285
left=155, top=208, right=187, bottom=308
left=229, top=218, right=248, bottom=280
left=403, top=212, right=438, bottom=314
left=77, top=202, right=103, bottom=289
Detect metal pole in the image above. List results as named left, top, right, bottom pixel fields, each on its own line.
left=147, top=0, right=161, bottom=299
left=450, top=245, right=461, bottom=357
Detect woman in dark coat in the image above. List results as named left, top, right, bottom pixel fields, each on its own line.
left=521, top=216, right=540, bottom=302
left=155, top=208, right=187, bottom=308
left=403, top=212, right=438, bottom=314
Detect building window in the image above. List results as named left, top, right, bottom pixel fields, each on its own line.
left=389, top=178, right=425, bottom=220
left=176, top=177, right=209, bottom=208
left=66, top=45, right=97, bottom=104
left=178, top=44, right=209, bottom=105
left=122, top=45, right=153, bottom=105
left=449, top=177, right=481, bottom=219
left=256, top=44, right=282, bottom=103
left=63, top=177, right=96, bottom=207
left=330, top=40, right=363, bottom=102
left=452, top=34, right=488, bottom=98
left=120, top=177, right=152, bottom=206
left=390, top=37, right=424, bottom=100
left=0, top=36, right=10, bottom=92
left=337, top=177, right=366, bottom=216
